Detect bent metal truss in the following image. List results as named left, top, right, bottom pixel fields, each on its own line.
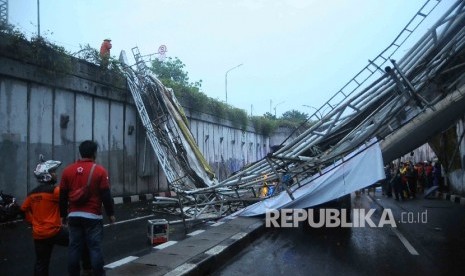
left=120, top=0, right=465, bottom=224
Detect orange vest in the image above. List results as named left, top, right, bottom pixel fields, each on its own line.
left=100, top=40, right=112, bottom=57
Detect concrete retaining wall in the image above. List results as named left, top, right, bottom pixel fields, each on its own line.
left=0, top=50, right=269, bottom=202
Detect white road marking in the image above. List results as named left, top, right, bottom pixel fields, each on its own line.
left=230, top=232, right=247, bottom=240
left=187, top=229, right=205, bottom=236
left=154, top=240, right=178, bottom=249
left=104, top=256, right=138, bottom=269
left=211, top=221, right=224, bottom=227
left=365, top=194, right=373, bottom=203
left=392, top=228, right=419, bottom=255
left=205, top=245, right=227, bottom=256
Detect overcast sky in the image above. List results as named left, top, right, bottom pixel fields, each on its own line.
left=8, top=0, right=454, bottom=117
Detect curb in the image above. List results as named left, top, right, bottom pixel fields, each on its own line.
left=164, top=219, right=265, bottom=276
left=367, top=190, right=465, bottom=209
left=436, top=191, right=465, bottom=205
left=106, top=217, right=266, bottom=275
left=113, top=191, right=177, bottom=205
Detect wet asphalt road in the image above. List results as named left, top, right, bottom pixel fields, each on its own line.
left=0, top=200, right=201, bottom=275
left=2, top=191, right=465, bottom=275
left=214, top=192, right=465, bottom=276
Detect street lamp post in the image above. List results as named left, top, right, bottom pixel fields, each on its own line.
left=225, top=63, right=243, bottom=104
left=37, top=0, right=41, bottom=37
left=274, top=101, right=285, bottom=117
left=302, top=104, right=324, bottom=120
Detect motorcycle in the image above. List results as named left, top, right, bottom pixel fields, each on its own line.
left=0, top=191, right=22, bottom=222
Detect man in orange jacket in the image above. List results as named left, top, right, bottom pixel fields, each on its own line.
left=21, top=156, right=91, bottom=276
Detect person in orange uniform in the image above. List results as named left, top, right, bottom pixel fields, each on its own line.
left=99, top=38, right=112, bottom=68
left=21, top=156, right=91, bottom=276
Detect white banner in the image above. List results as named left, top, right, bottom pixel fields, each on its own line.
left=236, top=139, right=386, bottom=217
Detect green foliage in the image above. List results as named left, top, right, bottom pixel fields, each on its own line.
left=29, top=36, right=73, bottom=73
left=0, top=23, right=27, bottom=42
left=277, top=109, right=314, bottom=129
left=208, top=100, right=228, bottom=119
left=151, top=57, right=250, bottom=130
left=263, top=112, right=276, bottom=120
left=251, top=116, right=278, bottom=137
left=227, top=107, right=248, bottom=130
left=0, top=26, right=125, bottom=87
left=281, top=109, right=309, bottom=122
left=151, top=57, right=191, bottom=86
left=148, top=57, right=314, bottom=135
left=74, top=44, right=125, bottom=80
left=74, top=44, right=100, bottom=64
left=0, top=24, right=73, bottom=73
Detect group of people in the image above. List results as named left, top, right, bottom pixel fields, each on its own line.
left=20, top=140, right=115, bottom=276
left=383, top=160, right=442, bottom=201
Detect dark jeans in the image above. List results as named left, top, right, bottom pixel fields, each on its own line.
left=68, top=217, right=105, bottom=276
left=382, top=179, right=392, bottom=197
left=33, top=227, right=91, bottom=276
left=407, top=180, right=416, bottom=198
left=393, top=182, right=405, bottom=200
left=33, top=227, right=68, bottom=276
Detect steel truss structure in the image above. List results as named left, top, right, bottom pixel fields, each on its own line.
left=0, top=0, right=7, bottom=26
left=121, top=0, right=465, bottom=224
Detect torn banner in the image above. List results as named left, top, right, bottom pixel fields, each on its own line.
left=237, top=139, right=386, bottom=217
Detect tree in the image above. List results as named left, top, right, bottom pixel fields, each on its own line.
left=280, top=110, right=308, bottom=123
left=263, top=112, right=276, bottom=120
left=151, top=57, right=201, bottom=88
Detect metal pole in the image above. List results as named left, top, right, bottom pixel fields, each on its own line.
left=274, top=101, right=284, bottom=117
left=37, top=0, right=40, bottom=37
left=225, top=72, right=227, bottom=103
left=225, top=63, right=243, bottom=103
left=302, top=105, right=322, bottom=120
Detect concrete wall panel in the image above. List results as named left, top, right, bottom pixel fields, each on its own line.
left=94, top=98, right=110, bottom=180
left=0, top=80, right=28, bottom=138
left=54, top=89, right=76, bottom=168
left=28, top=84, right=53, bottom=194
left=198, top=120, right=205, bottom=156
left=136, top=126, right=163, bottom=193
left=204, top=122, right=212, bottom=163
left=75, top=94, right=93, bottom=146
left=0, top=79, right=28, bottom=200
left=109, top=101, right=125, bottom=195
left=124, top=105, right=137, bottom=193
left=29, top=84, right=53, bottom=144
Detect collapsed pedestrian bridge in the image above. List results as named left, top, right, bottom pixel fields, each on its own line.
left=119, top=0, right=465, bottom=221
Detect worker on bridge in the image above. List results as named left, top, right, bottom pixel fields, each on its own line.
left=100, top=38, right=112, bottom=68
